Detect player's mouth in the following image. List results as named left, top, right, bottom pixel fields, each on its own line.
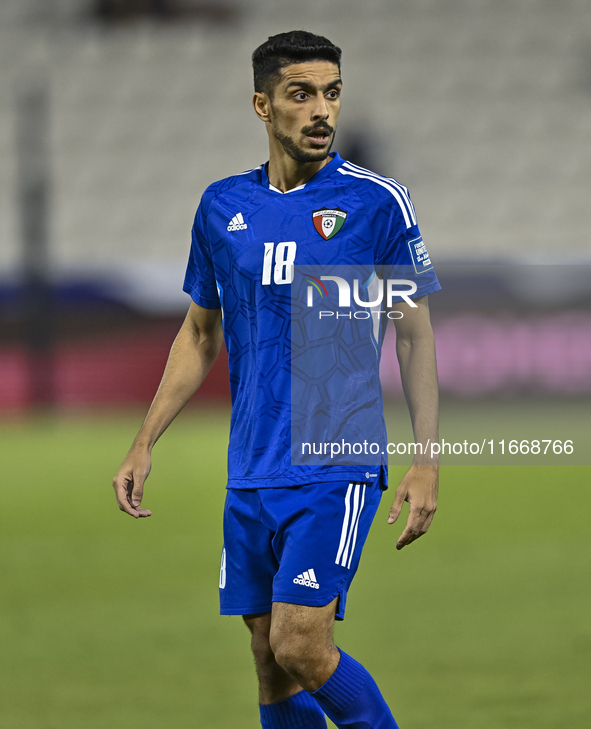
left=305, top=127, right=332, bottom=146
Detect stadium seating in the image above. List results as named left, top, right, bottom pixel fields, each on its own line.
left=0, top=0, right=589, bottom=295
left=1, top=0, right=590, bottom=406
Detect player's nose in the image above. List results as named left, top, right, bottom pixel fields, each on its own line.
left=311, top=93, right=329, bottom=120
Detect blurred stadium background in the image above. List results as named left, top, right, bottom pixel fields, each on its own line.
left=1, top=1, right=590, bottom=727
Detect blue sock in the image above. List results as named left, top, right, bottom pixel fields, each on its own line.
left=260, top=689, right=327, bottom=728
left=310, top=649, right=399, bottom=729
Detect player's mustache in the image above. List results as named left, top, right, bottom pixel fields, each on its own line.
left=301, top=123, right=334, bottom=136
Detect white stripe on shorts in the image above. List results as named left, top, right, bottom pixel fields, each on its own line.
left=335, top=483, right=353, bottom=566
left=347, top=485, right=366, bottom=569
left=335, top=483, right=367, bottom=569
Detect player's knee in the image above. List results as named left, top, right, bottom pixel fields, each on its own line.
left=271, top=640, right=303, bottom=675
left=250, top=634, right=276, bottom=668
left=269, top=630, right=316, bottom=676
left=243, top=614, right=273, bottom=661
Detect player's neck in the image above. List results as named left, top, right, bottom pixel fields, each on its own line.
left=267, top=146, right=332, bottom=193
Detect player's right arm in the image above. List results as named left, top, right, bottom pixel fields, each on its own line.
left=112, top=301, right=223, bottom=518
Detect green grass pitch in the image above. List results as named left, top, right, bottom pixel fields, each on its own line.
left=0, top=408, right=589, bottom=728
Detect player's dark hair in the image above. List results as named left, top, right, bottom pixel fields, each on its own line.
left=252, top=30, right=342, bottom=97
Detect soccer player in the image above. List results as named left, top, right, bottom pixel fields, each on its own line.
left=113, top=31, right=440, bottom=728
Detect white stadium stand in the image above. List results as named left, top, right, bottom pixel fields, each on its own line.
left=1, top=0, right=590, bottom=311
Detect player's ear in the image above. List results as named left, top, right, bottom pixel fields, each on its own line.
left=253, top=92, right=272, bottom=123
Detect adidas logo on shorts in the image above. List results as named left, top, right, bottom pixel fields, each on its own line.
left=227, top=212, right=247, bottom=231
left=293, top=568, right=319, bottom=589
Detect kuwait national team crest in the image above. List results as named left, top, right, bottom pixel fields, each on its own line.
left=313, top=207, right=348, bottom=240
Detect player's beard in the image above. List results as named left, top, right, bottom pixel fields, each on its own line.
left=272, top=120, right=336, bottom=163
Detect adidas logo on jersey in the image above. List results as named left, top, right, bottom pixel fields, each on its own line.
left=227, top=212, right=247, bottom=231
left=293, top=568, right=320, bottom=589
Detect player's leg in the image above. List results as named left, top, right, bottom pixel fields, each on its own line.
left=269, top=598, right=340, bottom=690
left=219, top=489, right=326, bottom=727
left=263, top=479, right=399, bottom=728
left=270, top=599, right=399, bottom=729
left=244, top=611, right=328, bottom=728
left=243, top=611, right=301, bottom=704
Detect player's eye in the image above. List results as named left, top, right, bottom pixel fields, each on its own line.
left=294, top=92, right=308, bottom=101
left=326, top=90, right=339, bottom=99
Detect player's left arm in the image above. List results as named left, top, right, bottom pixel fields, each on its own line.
left=388, top=295, right=439, bottom=550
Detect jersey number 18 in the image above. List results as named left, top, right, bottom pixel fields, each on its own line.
left=262, top=242, right=297, bottom=285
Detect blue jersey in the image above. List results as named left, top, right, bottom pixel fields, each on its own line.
left=183, top=153, right=440, bottom=489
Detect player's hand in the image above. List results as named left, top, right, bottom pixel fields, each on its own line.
left=387, top=464, right=438, bottom=550
left=112, top=449, right=153, bottom=519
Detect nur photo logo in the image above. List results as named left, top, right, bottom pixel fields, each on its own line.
left=303, top=271, right=419, bottom=318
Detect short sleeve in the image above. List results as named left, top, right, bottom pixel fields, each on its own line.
left=182, top=198, right=221, bottom=309
left=373, top=190, right=441, bottom=299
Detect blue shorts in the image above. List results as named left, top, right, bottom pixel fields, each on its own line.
left=219, top=478, right=382, bottom=620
